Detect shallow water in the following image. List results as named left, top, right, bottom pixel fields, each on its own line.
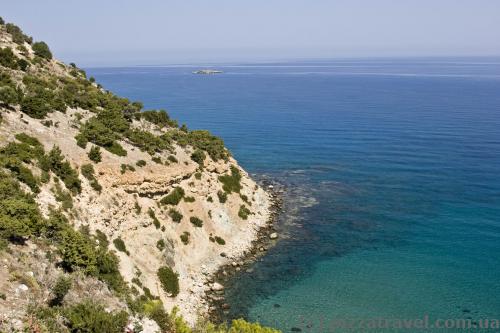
left=87, top=58, right=500, bottom=332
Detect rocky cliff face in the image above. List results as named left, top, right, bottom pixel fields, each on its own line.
left=0, top=20, right=271, bottom=331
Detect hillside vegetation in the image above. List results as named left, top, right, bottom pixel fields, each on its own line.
left=0, top=17, right=277, bottom=333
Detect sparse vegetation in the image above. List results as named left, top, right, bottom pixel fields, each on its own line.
left=0, top=20, right=282, bottom=333
left=120, top=163, right=135, bottom=174
left=81, top=163, right=102, bottom=192
left=148, top=208, right=161, bottom=229
left=52, top=181, right=73, bottom=210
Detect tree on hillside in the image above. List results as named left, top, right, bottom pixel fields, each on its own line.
left=32, top=41, right=52, bottom=60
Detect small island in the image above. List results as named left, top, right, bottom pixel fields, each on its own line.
left=193, top=69, right=223, bottom=74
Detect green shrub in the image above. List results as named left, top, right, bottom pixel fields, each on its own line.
left=180, top=231, right=190, bottom=245
left=156, top=239, right=166, bottom=251
left=167, top=155, right=178, bottom=163
left=148, top=208, right=160, bottom=229
left=95, top=229, right=109, bottom=248
left=64, top=301, right=128, bottom=333
left=0, top=47, right=19, bottom=69
left=32, top=41, right=52, bottom=60
left=88, top=146, right=102, bottom=163
left=113, top=237, right=129, bottom=255
left=217, top=190, right=227, bottom=203
left=219, top=165, right=242, bottom=194
left=168, top=209, right=183, bottom=223
left=49, top=275, right=72, bottom=306
left=157, top=266, right=179, bottom=296
left=20, top=94, right=52, bottom=118
left=107, top=141, right=127, bottom=156
left=77, top=115, right=128, bottom=156
left=81, top=163, right=102, bottom=192
left=238, top=205, right=251, bottom=220
left=194, top=172, right=202, bottom=180
left=120, top=164, right=135, bottom=174
left=134, top=201, right=141, bottom=214
left=5, top=23, right=32, bottom=44
left=46, top=146, right=81, bottom=194
left=0, top=85, right=20, bottom=106
left=136, top=159, right=146, bottom=167
left=58, top=227, right=98, bottom=274
left=190, top=149, right=205, bottom=166
left=183, top=196, right=195, bottom=203
left=229, top=319, right=281, bottom=333
left=152, top=156, right=162, bottom=164
left=144, top=300, right=173, bottom=331
left=160, top=187, right=185, bottom=205
left=138, top=110, right=177, bottom=128
left=52, top=181, right=73, bottom=210
left=126, top=129, right=171, bottom=155
left=214, top=236, right=226, bottom=245
left=0, top=171, right=43, bottom=241
left=190, top=216, right=203, bottom=228
left=95, top=249, right=126, bottom=293
left=80, top=163, right=95, bottom=179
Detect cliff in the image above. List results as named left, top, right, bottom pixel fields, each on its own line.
left=0, top=18, right=276, bottom=332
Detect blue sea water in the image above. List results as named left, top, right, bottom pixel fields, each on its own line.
left=87, top=58, right=500, bottom=332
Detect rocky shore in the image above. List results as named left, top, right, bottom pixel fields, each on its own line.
left=204, top=179, right=286, bottom=323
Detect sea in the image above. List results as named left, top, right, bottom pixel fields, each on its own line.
left=87, top=58, right=500, bottom=332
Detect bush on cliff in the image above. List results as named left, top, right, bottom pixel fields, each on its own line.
left=168, top=208, right=183, bottom=223
left=157, top=266, right=179, bottom=297
left=63, top=301, right=128, bottom=333
left=32, top=41, right=52, bottom=60
left=219, top=165, right=242, bottom=194
left=161, top=187, right=185, bottom=205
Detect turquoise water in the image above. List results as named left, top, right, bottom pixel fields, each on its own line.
left=87, top=59, right=500, bottom=332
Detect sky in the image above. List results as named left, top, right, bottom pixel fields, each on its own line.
left=2, top=0, right=500, bottom=66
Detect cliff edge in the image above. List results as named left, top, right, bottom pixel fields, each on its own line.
left=0, top=18, right=275, bottom=332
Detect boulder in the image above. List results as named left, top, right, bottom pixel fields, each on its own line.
left=211, top=282, right=224, bottom=291
left=269, top=232, right=278, bottom=239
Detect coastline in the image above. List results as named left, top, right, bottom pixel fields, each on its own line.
left=204, top=178, right=285, bottom=323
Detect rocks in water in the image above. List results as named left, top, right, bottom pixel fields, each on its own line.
left=211, top=282, right=224, bottom=291
left=221, top=303, right=231, bottom=310
left=273, top=303, right=281, bottom=308
left=269, top=232, right=278, bottom=239
left=291, top=327, right=302, bottom=332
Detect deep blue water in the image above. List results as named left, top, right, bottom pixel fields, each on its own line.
left=87, top=59, right=500, bottom=332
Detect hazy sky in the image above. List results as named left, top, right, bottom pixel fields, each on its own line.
left=2, top=0, right=500, bottom=66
